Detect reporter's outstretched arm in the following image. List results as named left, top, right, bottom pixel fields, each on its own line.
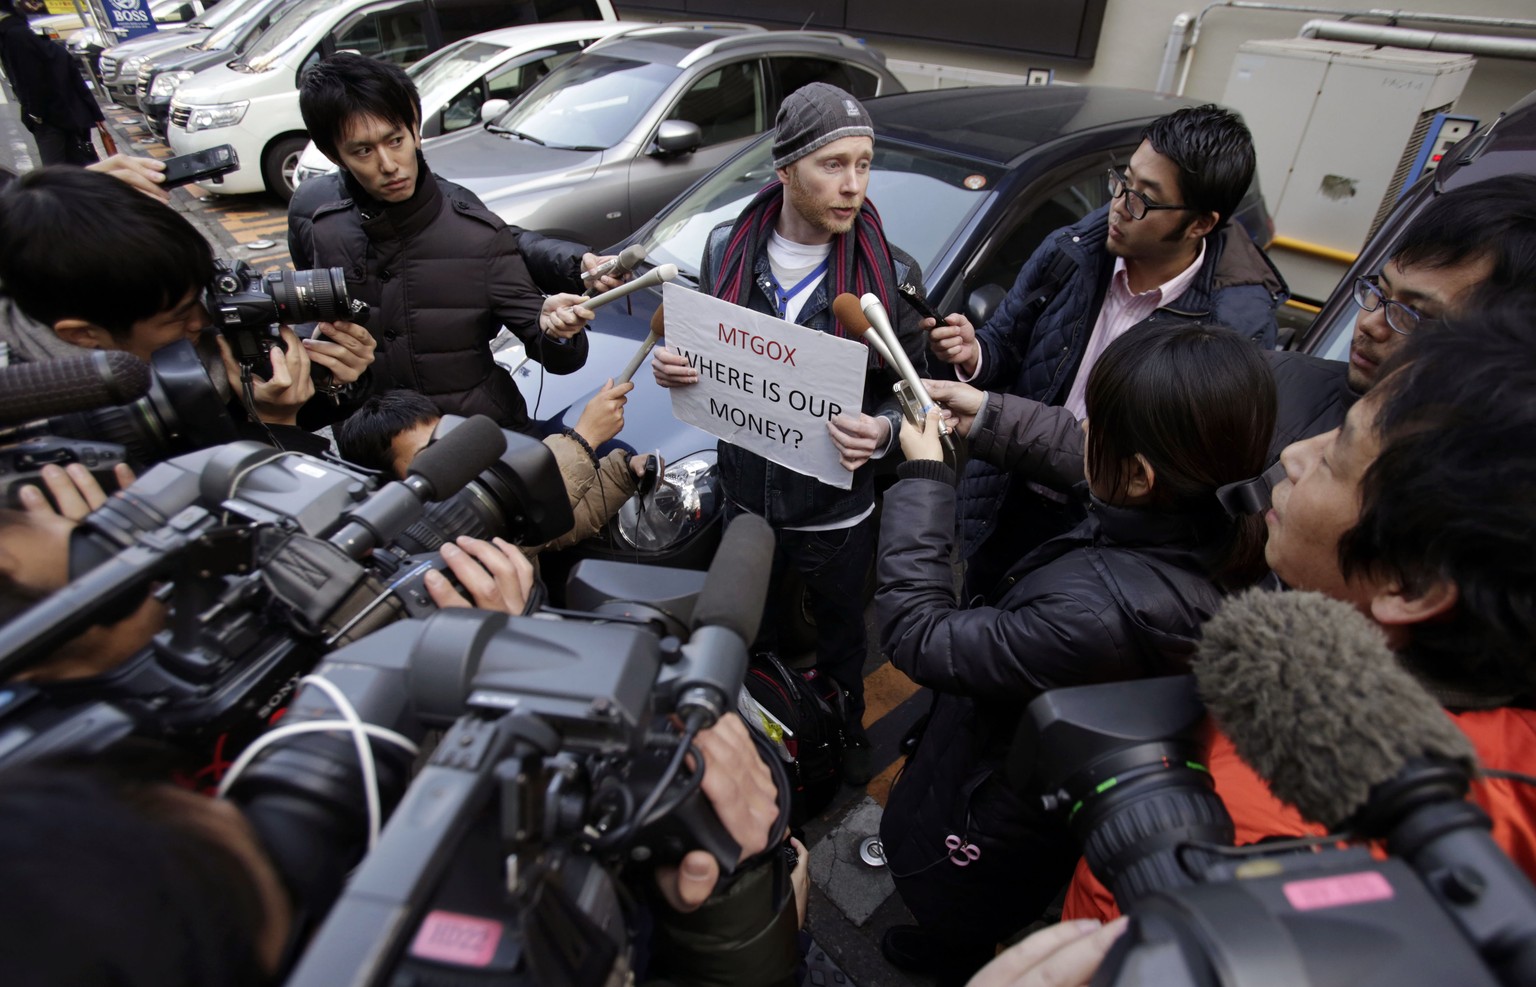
left=87, top=154, right=168, bottom=202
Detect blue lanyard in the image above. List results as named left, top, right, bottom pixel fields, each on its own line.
left=772, top=259, right=829, bottom=319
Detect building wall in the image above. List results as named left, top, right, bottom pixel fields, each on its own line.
left=866, top=0, right=1536, bottom=126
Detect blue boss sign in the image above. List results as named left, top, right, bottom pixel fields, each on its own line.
left=102, top=0, right=157, bottom=41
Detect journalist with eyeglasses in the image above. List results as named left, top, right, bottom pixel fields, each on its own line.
left=918, top=103, right=1287, bottom=597
left=1265, top=174, right=1536, bottom=462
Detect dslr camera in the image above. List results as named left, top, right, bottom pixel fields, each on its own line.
left=204, top=260, right=369, bottom=371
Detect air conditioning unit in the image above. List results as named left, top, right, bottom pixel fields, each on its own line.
left=1221, top=38, right=1474, bottom=302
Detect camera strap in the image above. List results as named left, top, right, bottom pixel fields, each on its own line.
left=257, top=530, right=369, bottom=634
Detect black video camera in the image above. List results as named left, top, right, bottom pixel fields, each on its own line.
left=204, top=260, right=368, bottom=372
left=1018, top=677, right=1536, bottom=987
left=223, top=515, right=779, bottom=986
left=0, top=417, right=573, bottom=773
left=0, top=340, right=238, bottom=491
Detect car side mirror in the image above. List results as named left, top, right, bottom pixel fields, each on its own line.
left=966, top=284, right=1007, bottom=328
left=652, top=119, right=703, bottom=157
left=479, top=98, right=510, bottom=123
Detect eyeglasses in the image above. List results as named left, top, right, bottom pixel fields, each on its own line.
left=1351, top=274, right=1424, bottom=335
left=1106, top=168, right=1196, bottom=221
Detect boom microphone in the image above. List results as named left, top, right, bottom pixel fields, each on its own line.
left=1194, top=588, right=1475, bottom=830
left=581, top=264, right=678, bottom=312
left=583, top=244, right=647, bottom=286
left=616, top=304, right=666, bottom=385
left=0, top=351, right=152, bottom=426
left=674, top=513, right=776, bottom=725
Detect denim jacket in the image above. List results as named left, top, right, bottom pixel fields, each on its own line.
left=699, top=222, right=928, bottom=527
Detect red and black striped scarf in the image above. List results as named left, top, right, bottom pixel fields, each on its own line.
left=713, top=180, right=900, bottom=355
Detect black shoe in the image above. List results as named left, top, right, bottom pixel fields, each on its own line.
left=880, top=925, right=991, bottom=983
left=841, top=734, right=873, bottom=786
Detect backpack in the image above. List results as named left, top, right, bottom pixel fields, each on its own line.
left=740, top=652, right=846, bottom=828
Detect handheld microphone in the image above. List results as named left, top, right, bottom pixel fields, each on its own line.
left=0, top=351, right=152, bottom=426
left=674, top=513, right=775, bottom=726
left=616, top=304, right=666, bottom=385
left=581, top=264, right=678, bottom=312
left=830, top=293, right=897, bottom=365
left=1194, top=588, right=1475, bottom=831
left=583, top=244, right=647, bottom=287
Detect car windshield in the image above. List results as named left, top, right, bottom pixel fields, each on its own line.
left=234, top=0, right=330, bottom=71
left=490, top=54, right=681, bottom=151
left=410, top=39, right=506, bottom=93
left=642, top=135, right=999, bottom=281
left=201, top=0, right=296, bottom=52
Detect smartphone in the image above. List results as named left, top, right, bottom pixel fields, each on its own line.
left=161, top=144, right=240, bottom=189
left=896, top=281, right=943, bottom=326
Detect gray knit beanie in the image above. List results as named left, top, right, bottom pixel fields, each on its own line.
left=771, top=82, right=874, bottom=169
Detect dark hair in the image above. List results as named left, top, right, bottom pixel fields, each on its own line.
left=1339, top=302, right=1536, bottom=697
left=0, top=167, right=214, bottom=337
left=1086, top=321, right=1275, bottom=587
left=1391, top=173, right=1536, bottom=294
left=300, top=53, right=422, bottom=164
left=335, top=389, right=440, bottom=472
left=0, top=763, right=270, bottom=987
left=1141, top=104, right=1256, bottom=231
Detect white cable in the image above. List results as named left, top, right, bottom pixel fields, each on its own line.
left=215, top=674, right=419, bottom=853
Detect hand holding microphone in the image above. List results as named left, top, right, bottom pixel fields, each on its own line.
left=581, top=263, right=679, bottom=312
left=583, top=244, right=646, bottom=290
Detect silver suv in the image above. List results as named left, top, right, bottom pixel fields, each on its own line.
left=420, top=23, right=903, bottom=246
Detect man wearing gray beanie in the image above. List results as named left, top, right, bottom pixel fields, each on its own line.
left=653, top=82, right=927, bottom=788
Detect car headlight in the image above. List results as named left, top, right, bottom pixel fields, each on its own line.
left=150, top=71, right=192, bottom=97
left=184, top=101, right=248, bottom=132
left=616, top=452, right=719, bottom=552
left=120, top=55, right=148, bottom=75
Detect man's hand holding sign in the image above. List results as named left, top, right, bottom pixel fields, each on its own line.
left=652, top=282, right=871, bottom=489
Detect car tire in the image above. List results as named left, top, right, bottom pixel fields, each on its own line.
left=263, top=135, right=308, bottom=202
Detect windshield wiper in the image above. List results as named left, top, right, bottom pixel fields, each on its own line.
left=485, top=124, right=545, bottom=146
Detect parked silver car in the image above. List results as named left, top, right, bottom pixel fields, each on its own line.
left=423, top=23, right=903, bottom=246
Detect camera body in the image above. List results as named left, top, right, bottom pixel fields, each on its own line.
left=0, top=421, right=571, bottom=773
left=1020, top=677, right=1536, bottom=987
left=204, top=260, right=368, bottom=371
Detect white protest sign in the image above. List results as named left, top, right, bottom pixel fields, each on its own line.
left=662, top=281, right=868, bottom=489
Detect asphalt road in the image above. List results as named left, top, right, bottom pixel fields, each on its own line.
left=3, top=82, right=1036, bottom=987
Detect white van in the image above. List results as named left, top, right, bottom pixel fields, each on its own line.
left=167, top=0, right=615, bottom=200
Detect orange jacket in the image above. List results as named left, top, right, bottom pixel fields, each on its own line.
left=1062, top=706, right=1536, bottom=921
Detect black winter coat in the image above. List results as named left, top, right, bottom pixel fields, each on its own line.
left=287, top=163, right=587, bottom=430
left=876, top=456, right=1227, bottom=925
left=1266, top=350, right=1355, bottom=463
left=0, top=14, right=101, bottom=132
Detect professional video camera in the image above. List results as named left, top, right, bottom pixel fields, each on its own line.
left=0, top=343, right=238, bottom=501
left=204, top=259, right=369, bottom=372
left=1014, top=591, right=1536, bottom=987
left=216, top=514, right=780, bottom=986
left=0, top=414, right=574, bottom=770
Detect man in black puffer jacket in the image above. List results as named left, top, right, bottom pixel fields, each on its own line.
left=289, top=54, right=617, bottom=432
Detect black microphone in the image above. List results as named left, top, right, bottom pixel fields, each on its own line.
left=403, top=413, right=505, bottom=502
left=1194, top=588, right=1475, bottom=831
left=0, top=351, right=151, bottom=426
left=328, top=415, right=507, bottom=559
left=675, top=513, right=776, bottom=725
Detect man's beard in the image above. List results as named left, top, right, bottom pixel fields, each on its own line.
left=786, top=169, right=860, bottom=236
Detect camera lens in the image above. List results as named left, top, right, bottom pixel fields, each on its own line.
left=267, top=268, right=352, bottom=324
